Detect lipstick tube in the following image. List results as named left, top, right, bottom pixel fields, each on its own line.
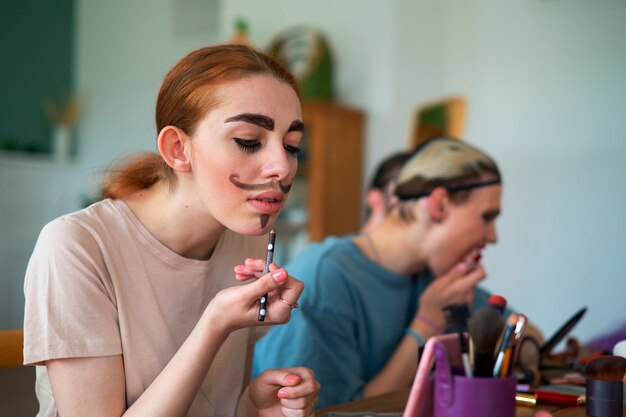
left=516, top=391, right=585, bottom=407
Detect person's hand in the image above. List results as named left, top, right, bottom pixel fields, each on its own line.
left=249, top=367, right=319, bottom=417
left=205, top=261, right=303, bottom=332
left=415, top=260, right=486, bottom=332
left=234, top=259, right=303, bottom=322
left=234, top=258, right=303, bottom=323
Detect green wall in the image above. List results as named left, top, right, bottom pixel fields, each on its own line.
left=0, top=0, right=75, bottom=153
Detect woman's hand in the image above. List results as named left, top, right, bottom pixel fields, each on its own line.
left=205, top=260, right=303, bottom=333
left=415, top=260, right=486, bottom=332
left=249, top=367, right=320, bottom=417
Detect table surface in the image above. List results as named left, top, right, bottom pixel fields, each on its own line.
left=315, top=387, right=625, bottom=417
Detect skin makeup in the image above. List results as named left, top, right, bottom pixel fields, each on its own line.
left=228, top=176, right=293, bottom=193
left=260, top=215, right=270, bottom=229
left=228, top=176, right=293, bottom=228
left=257, top=229, right=276, bottom=321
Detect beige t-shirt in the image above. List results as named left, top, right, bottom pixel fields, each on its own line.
left=23, top=199, right=266, bottom=417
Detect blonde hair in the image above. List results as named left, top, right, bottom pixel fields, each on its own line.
left=393, top=136, right=500, bottom=220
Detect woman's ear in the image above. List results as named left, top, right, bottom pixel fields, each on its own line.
left=157, top=126, right=191, bottom=172
left=366, top=188, right=387, bottom=216
left=426, top=187, right=450, bottom=223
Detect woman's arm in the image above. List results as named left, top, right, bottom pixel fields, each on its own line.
left=364, top=261, right=485, bottom=397
left=47, top=295, right=230, bottom=417
left=48, top=266, right=307, bottom=417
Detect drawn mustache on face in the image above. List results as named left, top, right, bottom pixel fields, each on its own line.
left=229, top=175, right=293, bottom=194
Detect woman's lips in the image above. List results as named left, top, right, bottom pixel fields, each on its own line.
left=463, top=248, right=482, bottom=269
left=248, top=197, right=283, bottom=214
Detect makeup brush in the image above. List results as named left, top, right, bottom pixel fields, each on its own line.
left=443, top=303, right=472, bottom=377
left=585, top=355, right=626, bottom=381
left=584, top=355, right=626, bottom=417
left=493, top=313, right=519, bottom=378
left=468, top=305, right=505, bottom=377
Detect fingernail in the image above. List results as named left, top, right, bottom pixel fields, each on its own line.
left=286, top=374, right=300, bottom=384
left=456, top=262, right=467, bottom=273
left=272, top=270, right=287, bottom=282
left=277, top=390, right=288, bottom=399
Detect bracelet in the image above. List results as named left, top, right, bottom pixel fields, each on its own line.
left=404, top=327, right=425, bottom=347
left=416, top=313, right=444, bottom=334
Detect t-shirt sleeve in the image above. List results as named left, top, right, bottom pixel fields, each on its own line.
left=252, top=253, right=364, bottom=408
left=23, top=216, right=122, bottom=365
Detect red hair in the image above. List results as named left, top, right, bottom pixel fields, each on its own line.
left=101, top=44, right=300, bottom=199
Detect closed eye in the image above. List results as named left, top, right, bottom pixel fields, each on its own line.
left=284, top=144, right=301, bottom=156
left=482, top=210, right=500, bottom=223
left=234, top=138, right=261, bottom=154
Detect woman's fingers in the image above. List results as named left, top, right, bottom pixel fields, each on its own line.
left=275, top=368, right=320, bottom=414
left=234, top=259, right=278, bottom=281
left=251, top=367, right=319, bottom=416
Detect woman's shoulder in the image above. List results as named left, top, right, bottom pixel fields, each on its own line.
left=284, top=235, right=365, bottom=295
left=39, top=199, right=123, bottom=240
left=29, top=200, right=121, bottom=267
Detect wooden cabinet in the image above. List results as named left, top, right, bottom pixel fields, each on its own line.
left=303, top=100, right=364, bottom=241
left=274, top=100, right=364, bottom=262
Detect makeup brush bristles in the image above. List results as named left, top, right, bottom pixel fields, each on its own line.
left=468, top=305, right=505, bottom=377
left=584, top=355, right=626, bottom=382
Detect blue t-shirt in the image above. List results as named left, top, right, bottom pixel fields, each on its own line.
left=252, top=236, right=498, bottom=408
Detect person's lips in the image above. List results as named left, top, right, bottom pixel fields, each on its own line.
left=248, top=192, right=284, bottom=214
left=463, top=247, right=482, bottom=269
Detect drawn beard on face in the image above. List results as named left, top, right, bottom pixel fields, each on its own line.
left=229, top=175, right=293, bottom=228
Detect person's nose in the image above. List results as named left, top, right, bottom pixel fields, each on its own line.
left=260, top=141, right=293, bottom=181
left=485, top=222, right=498, bottom=244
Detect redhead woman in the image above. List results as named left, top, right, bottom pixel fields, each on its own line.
left=23, top=44, right=319, bottom=417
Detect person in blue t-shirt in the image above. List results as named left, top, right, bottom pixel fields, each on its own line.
left=244, top=136, right=527, bottom=408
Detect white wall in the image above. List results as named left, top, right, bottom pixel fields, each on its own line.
left=443, top=0, right=626, bottom=343
left=3, top=0, right=624, bottom=343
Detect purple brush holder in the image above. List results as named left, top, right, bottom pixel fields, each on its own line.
left=433, top=340, right=516, bottom=417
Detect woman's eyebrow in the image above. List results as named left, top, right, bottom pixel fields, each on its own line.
left=288, top=120, right=305, bottom=133
left=225, top=113, right=274, bottom=130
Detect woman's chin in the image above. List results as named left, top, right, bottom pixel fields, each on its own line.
left=228, top=217, right=276, bottom=236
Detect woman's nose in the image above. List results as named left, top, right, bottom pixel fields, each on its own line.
left=260, top=143, right=293, bottom=181
left=486, top=222, right=498, bottom=244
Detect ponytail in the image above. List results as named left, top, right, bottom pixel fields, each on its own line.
left=101, top=152, right=172, bottom=199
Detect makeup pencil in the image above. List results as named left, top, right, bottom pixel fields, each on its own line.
left=257, top=229, right=276, bottom=322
